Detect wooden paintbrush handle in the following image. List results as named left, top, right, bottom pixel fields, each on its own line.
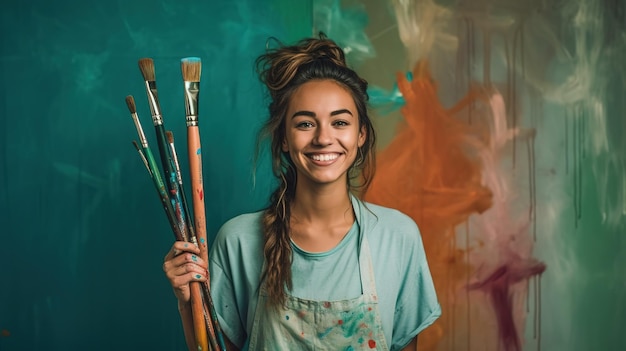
left=187, top=127, right=208, bottom=264
left=190, top=281, right=208, bottom=351
left=202, top=281, right=227, bottom=350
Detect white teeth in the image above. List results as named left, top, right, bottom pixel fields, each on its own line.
left=311, top=154, right=338, bottom=162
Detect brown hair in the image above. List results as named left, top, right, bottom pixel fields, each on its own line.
left=255, top=33, right=376, bottom=307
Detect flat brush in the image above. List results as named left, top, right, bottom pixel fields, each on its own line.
left=125, top=95, right=182, bottom=241
left=138, top=58, right=190, bottom=242
left=179, top=57, right=213, bottom=351
left=181, top=57, right=207, bottom=261
left=182, top=57, right=227, bottom=351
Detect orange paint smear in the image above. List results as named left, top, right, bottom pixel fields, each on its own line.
left=364, top=60, right=493, bottom=350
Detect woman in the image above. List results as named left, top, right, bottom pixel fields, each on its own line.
left=163, top=35, right=441, bottom=351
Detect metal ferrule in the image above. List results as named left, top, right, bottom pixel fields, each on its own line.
left=144, top=80, right=163, bottom=125
left=183, top=81, right=200, bottom=126
left=132, top=113, right=149, bottom=148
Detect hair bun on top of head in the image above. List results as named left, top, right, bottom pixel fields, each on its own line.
left=257, top=32, right=348, bottom=93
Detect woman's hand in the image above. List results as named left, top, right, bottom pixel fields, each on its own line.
left=162, top=241, right=208, bottom=303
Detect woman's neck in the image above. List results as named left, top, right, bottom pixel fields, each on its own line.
left=292, top=180, right=353, bottom=222
left=289, top=181, right=355, bottom=252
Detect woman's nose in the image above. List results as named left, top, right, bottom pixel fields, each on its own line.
left=313, top=125, right=332, bottom=145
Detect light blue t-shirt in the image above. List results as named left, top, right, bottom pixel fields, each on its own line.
left=209, top=196, right=441, bottom=350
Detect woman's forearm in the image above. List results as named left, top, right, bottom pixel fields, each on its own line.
left=401, top=336, right=418, bottom=351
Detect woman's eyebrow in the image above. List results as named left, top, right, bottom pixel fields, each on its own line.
left=291, top=108, right=353, bottom=119
left=291, top=110, right=315, bottom=118
left=330, top=109, right=353, bottom=116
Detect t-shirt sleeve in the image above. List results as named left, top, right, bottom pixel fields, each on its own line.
left=209, top=226, right=248, bottom=349
left=391, top=218, right=441, bottom=350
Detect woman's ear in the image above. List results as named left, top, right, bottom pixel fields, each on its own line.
left=358, top=125, right=366, bottom=147
left=282, top=138, right=289, bottom=152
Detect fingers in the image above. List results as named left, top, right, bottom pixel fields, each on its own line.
left=168, top=267, right=208, bottom=289
left=168, top=271, right=207, bottom=303
left=163, top=241, right=201, bottom=262
left=163, top=243, right=208, bottom=303
left=164, top=253, right=207, bottom=275
left=163, top=243, right=207, bottom=284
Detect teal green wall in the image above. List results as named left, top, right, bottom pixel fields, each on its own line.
left=0, top=0, right=310, bottom=349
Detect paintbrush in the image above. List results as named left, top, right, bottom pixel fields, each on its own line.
left=125, top=95, right=182, bottom=241
left=138, top=58, right=190, bottom=243
left=180, top=56, right=213, bottom=351
left=180, top=57, right=208, bottom=261
left=181, top=57, right=227, bottom=351
left=166, top=130, right=197, bottom=244
left=131, top=140, right=150, bottom=174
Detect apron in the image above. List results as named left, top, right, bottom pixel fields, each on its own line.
left=247, top=231, right=389, bottom=351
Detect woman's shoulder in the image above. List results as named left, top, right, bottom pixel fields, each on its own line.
left=356, top=199, right=424, bottom=257
left=360, top=200, right=419, bottom=233
left=220, top=210, right=264, bottom=231
left=213, top=210, right=265, bottom=248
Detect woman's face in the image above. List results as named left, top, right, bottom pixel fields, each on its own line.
left=282, top=79, right=365, bottom=188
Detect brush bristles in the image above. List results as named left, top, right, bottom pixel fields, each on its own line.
left=166, top=130, right=174, bottom=144
left=138, top=58, right=155, bottom=81
left=125, top=95, right=136, bottom=114
left=181, top=57, right=201, bottom=82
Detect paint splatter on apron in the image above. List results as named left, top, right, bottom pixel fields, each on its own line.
left=248, top=236, right=389, bottom=350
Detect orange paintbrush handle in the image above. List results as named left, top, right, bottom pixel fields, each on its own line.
left=187, top=126, right=211, bottom=351
left=190, top=281, right=208, bottom=351
left=187, top=127, right=208, bottom=264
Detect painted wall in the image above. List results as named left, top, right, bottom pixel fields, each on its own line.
left=0, top=0, right=310, bottom=350
left=331, top=0, right=626, bottom=350
left=1, top=0, right=624, bottom=350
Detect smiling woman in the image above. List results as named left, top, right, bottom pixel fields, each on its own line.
left=282, top=80, right=366, bottom=188
left=162, top=34, right=441, bottom=351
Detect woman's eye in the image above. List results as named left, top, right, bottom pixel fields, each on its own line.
left=333, top=120, right=349, bottom=127
left=296, top=121, right=314, bottom=128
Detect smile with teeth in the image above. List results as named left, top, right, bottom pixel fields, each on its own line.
left=309, top=153, right=339, bottom=162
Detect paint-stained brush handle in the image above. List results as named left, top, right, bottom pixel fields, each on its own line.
left=181, top=57, right=214, bottom=351
left=181, top=57, right=208, bottom=264
left=167, top=131, right=198, bottom=244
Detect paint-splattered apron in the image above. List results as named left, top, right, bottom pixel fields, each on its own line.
left=248, top=235, right=389, bottom=350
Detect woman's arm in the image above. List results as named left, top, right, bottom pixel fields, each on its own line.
left=401, top=336, right=417, bottom=351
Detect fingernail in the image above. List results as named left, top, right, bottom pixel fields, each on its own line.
left=191, top=255, right=197, bottom=262
left=195, top=274, right=201, bottom=279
